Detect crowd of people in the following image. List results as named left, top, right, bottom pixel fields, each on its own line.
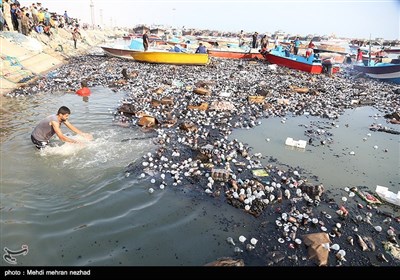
left=0, top=0, right=84, bottom=46
left=238, top=31, right=312, bottom=57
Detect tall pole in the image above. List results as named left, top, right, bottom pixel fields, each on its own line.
left=100, top=9, right=103, bottom=27
left=90, top=0, right=95, bottom=28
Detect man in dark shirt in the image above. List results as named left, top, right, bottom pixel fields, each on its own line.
left=195, top=42, right=207, bottom=54
left=142, top=30, right=149, bottom=51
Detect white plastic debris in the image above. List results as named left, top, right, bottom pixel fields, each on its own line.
left=226, top=237, right=235, bottom=246
left=285, top=137, right=307, bottom=149
left=375, top=185, right=400, bottom=206
left=250, top=238, right=258, bottom=246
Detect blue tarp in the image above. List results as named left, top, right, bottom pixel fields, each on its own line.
left=169, top=45, right=187, bottom=53
left=129, top=39, right=144, bottom=51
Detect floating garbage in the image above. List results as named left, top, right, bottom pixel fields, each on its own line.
left=336, top=250, right=346, bottom=261
left=303, top=233, right=331, bottom=266
left=347, top=236, right=354, bottom=246
left=250, top=238, right=258, bottom=245
left=234, top=247, right=243, bottom=253
left=239, top=235, right=247, bottom=243
left=285, top=137, right=307, bottom=149
left=375, top=185, right=400, bottom=206
left=226, top=237, right=235, bottom=246
left=211, top=168, right=230, bottom=182
left=251, top=169, right=269, bottom=177
left=246, top=244, right=255, bottom=251
left=374, top=226, right=382, bottom=232
left=331, top=244, right=340, bottom=251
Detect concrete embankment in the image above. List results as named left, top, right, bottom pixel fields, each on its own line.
left=1, top=28, right=125, bottom=96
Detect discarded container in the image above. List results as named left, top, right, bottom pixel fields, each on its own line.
left=211, top=168, right=230, bottom=182
left=138, top=115, right=159, bottom=127
left=248, top=96, right=265, bottom=104
left=285, top=137, right=307, bottom=149
left=375, top=185, right=400, bottom=207
left=193, top=87, right=210, bottom=96
left=161, top=97, right=174, bottom=105
left=187, top=102, right=209, bottom=111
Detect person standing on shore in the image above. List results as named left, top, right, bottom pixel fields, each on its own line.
left=260, top=35, right=268, bottom=50
left=3, top=0, right=12, bottom=31
left=72, top=26, right=81, bottom=49
left=238, top=30, right=244, bottom=47
left=252, top=32, right=258, bottom=49
left=31, top=106, right=93, bottom=149
left=305, top=40, right=315, bottom=58
left=0, top=8, right=5, bottom=31
left=356, top=48, right=363, bottom=63
left=293, top=37, right=301, bottom=55
left=143, top=30, right=149, bottom=51
left=64, top=10, right=70, bottom=25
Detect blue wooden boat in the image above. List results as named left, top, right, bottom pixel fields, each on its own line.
left=263, top=46, right=339, bottom=74
left=353, top=59, right=400, bottom=84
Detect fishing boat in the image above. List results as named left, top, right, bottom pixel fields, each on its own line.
left=353, top=59, right=400, bottom=84
left=383, top=46, right=400, bottom=54
left=130, top=51, right=209, bottom=65
left=100, top=38, right=145, bottom=59
left=264, top=46, right=325, bottom=74
left=375, top=185, right=400, bottom=207
left=208, top=48, right=263, bottom=59
left=100, top=46, right=140, bottom=59
left=317, top=52, right=346, bottom=64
